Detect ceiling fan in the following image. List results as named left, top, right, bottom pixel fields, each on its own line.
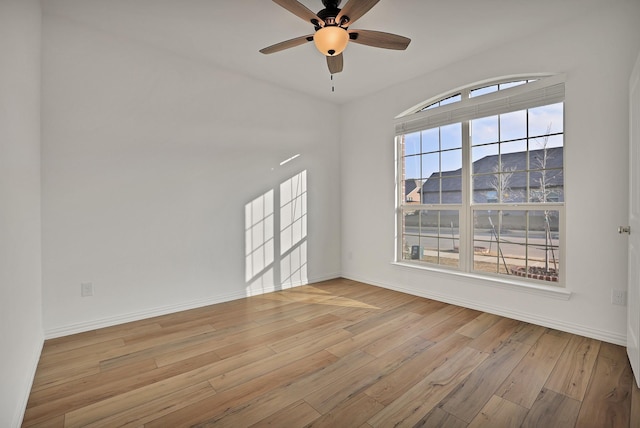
left=259, top=0, right=411, bottom=74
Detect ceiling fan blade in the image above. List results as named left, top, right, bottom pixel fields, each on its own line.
left=272, top=0, right=321, bottom=25
left=336, top=0, right=380, bottom=26
left=348, top=29, right=411, bottom=50
left=259, top=34, right=313, bottom=54
left=327, top=53, right=344, bottom=74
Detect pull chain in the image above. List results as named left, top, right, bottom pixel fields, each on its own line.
left=331, top=74, right=335, bottom=92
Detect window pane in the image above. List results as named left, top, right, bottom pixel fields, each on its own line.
left=472, top=144, right=499, bottom=173
left=531, top=134, right=563, bottom=151
left=422, top=128, right=439, bottom=152
left=440, top=93, right=461, bottom=106
left=529, top=102, right=563, bottom=137
left=471, top=85, right=498, bottom=97
left=438, top=239, right=459, bottom=267
left=404, top=179, right=421, bottom=203
left=471, top=115, right=499, bottom=145
left=529, top=170, right=564, bottom=202
left=420, top=210, right=439, bottom=235
left=422, top=177, right=440, bottom=204
left=441, top=176, right=462, bottom=203
left=441, top=149, right=462, bottom=173
left=472, top=175, right=493, bottom=203
left=402, top=210, right=419, bottom=261
left=404, top=155, right=420, bottom=180
left=500, top=139, right=527, bottom=157
left=499, top=80, right=528, bottom=90
left=412, top=210, right=460, bottom=267
left=529, top=146, right=563, bottom=171
left=441, top=123, right=462, bottom=150
left=504, top=172, right=527, bottom=202
left=404, top=132, right=421, bottom=156
left=500, top=110, right=527, bottom=141
left=421, top=153, right=440, bottom=180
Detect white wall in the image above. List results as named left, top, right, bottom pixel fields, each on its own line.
left=0, top=0, right=43, bottom=425
left=41, top=14, right=341, bottom=335
left=341, top=1, right=640, bottom=345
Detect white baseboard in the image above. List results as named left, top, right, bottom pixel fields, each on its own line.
left=44, top=273, right=341, bottom=339
left=342, top=273, right=627, bottom=346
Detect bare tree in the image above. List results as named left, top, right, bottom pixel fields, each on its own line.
left=489, top=164, right=517, bottom=203
left=530, top=124, right=561, bottom=273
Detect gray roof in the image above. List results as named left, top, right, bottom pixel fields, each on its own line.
left=422, top=147, right=563, bottom=194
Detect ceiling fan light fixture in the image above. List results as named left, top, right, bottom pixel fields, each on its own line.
left=313, top=25, right=348, bottom=56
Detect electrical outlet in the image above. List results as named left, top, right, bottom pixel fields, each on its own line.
left=81, top=282, right=93, bottom=297
left=611, top=289, right=627, bottom=306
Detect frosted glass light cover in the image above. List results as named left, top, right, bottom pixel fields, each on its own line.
left=313, top=26, right=348, bottom=56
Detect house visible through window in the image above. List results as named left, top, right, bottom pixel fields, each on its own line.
left=396, top=76, right=565, bottom=285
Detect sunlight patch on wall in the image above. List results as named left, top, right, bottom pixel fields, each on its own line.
left=245, top=171, right=308, bottom=296
left=280, top=170, right=307, bottom=255
left=245, top=189, right=275, bottom=296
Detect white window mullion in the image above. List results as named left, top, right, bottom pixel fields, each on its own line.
left=461, top=118, right=471, bottom=272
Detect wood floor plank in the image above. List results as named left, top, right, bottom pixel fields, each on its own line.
left=22, top=279, right=638, bottom=428
left=188, top=356, right=345, bottom=427
left=545, top=334, right=601, bottom=401
left=30, top=362, right=102, bottom=394
left=24, top=346, right=273, bottom=426
left=305, top=336, right=432, bottom=414
left=520, top=388, right=581, bottom=428
left=98, top=323, right=217, bottom=371
left=205, top=350, right=377, bottom=428
left=361, top=303, right=463, bottom=358
left=575, top=342, right=633, bottom=428
left=506, top=322, right=546, bottom=346
left=367, top=346, right=488, bottom=427
left=412, top=407, right=467, bottom=428
left=214, top=313, right=341, bottom=359
left=326, top=310, right=423, bottom=358
left=145, top=350, right=340, bottom=427
left=468, top=317, right=523, bottom=353
left=305, top=393, right=384, bottom=428
left=35, top=338, right=126, bottom=373
left=439, top=339, right=531, bottom=422
left=419, top=307, right=481, bottom=342
left=467, top=394, right=528, bottom=428
left=74, top=381, right=217, bottom=428
left=496, top=330, right=570, bottom=408
left=456, top=312, right=503, bottom=339
left=364, top=333, right=472, bottom=406
left=248, top=400, right=320, bottom=428
left=343, top=304, right=416, bottom=336
left=267, top=320, right=352, bottom=354
left=26, top=358, right=157, bottom=409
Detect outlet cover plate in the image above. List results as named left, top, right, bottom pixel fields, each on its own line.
left=611, top=289, right=627, bottom=306
left=81, top=282, right=93, bottom=297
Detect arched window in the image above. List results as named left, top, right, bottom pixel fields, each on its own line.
left=395, top=75, right=565, bottom=286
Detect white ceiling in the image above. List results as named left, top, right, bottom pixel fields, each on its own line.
left=43, top=0, right=612, bottom=104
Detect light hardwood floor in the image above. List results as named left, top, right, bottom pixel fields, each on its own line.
left=24, top=278, right=640, bottom=427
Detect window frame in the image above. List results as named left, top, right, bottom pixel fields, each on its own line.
left=395, top=75, right=566, bottom=288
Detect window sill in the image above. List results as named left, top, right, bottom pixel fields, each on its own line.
left=391, top=261, right=572, bottom=300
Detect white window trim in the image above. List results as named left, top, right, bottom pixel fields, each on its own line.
left=395, top=75, right=567, bottom=290
left=395, top=73, right=565, bottom=135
